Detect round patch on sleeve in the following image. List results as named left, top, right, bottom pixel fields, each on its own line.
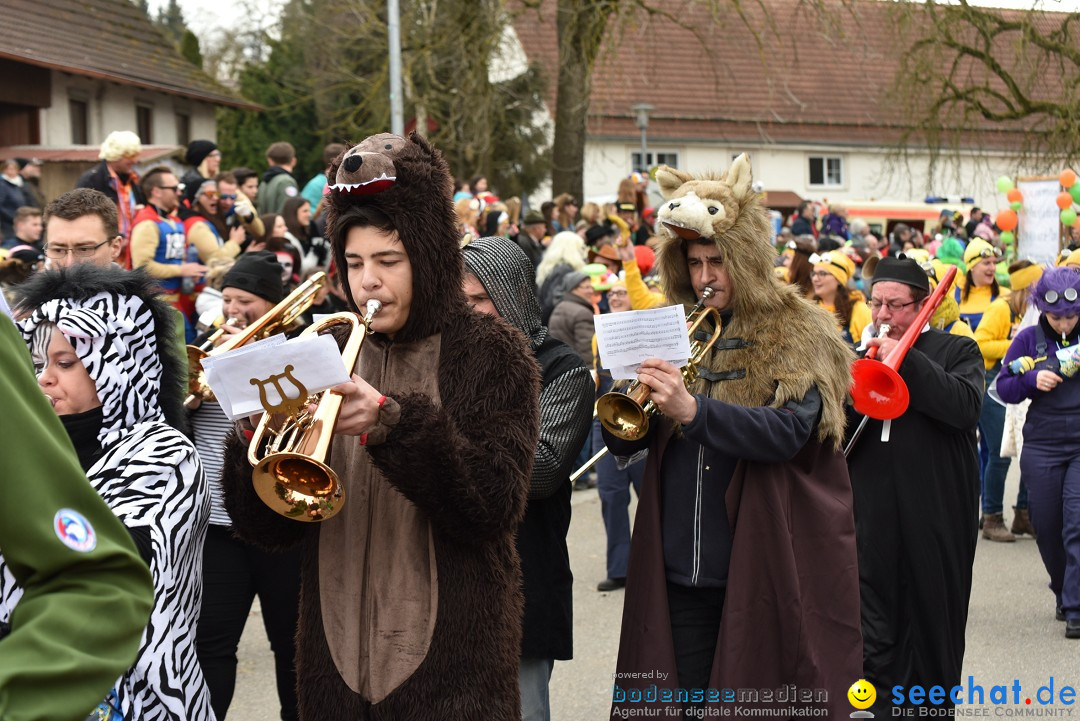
left=54, top=509, right=97, bottom=553
left=285, top=185, right=298, bottom=197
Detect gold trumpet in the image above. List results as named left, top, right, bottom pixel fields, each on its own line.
left=596, top=287, right=724, bottom=441
left=184, top=272, right=327, bottom=409
left=248, top=300, right=382, bottom=522
left=569, top=288, right=724, bottom=483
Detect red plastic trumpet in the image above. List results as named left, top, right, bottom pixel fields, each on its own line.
left=850, top=265, right=958, bottom=420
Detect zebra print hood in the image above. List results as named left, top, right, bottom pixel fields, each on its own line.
left=16, top=266, right=187, bottom=447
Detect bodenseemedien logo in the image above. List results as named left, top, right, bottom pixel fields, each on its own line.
left=848, top=679, right=876, bottom=718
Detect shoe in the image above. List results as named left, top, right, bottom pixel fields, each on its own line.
left=981, top=513, right=1016, bottom=542
left=1010, top=507, right=1037, bottom=537
left=1057, top=606, right=1066, bottom=622
left=597, top=577, right=626, bottom=592
left=1066, top=618, right=1080, bottom=639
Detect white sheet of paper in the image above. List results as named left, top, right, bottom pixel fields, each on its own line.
left=205, top=334, right=350, bottom=420
left=595, top=305, right=691, bottom=380
left=202, top=334, right=287, bottom=414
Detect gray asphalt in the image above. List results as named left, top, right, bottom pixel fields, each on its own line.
left=227, top=464, right=1076, bottom=719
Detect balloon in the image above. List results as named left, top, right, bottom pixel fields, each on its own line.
left=1010, top=201, right=1023, bottom=211
left=1062, top=208, right=1079, bottom=227
left=1057, top=192, right=1074, bottom=210
left=1000, top=231, right=1015, bottom=246
left=1061, top=169, right=1078, bottom=188
left=1006, top=188, right=1023, bottom=203
left=996, top=176, right=1014, bottom=193
left=996, top=209, right=1018, bottom=231
left=1071, top=183, right=1080, bottom=204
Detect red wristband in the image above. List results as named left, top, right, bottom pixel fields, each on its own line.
left=377, top=394, right=387, bottom=408
left=359, top=432, right=368, bottom=446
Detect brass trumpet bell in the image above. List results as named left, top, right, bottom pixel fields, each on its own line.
left=253, top=451, right=343, bottom=522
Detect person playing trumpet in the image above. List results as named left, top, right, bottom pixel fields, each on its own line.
left=221, top=133, right=539, bottom=721
left=601, top=156, right=861, bottom=720
left=846, top=256, right=983, bottom=717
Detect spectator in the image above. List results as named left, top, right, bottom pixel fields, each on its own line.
left=552, top=193, right=579, bottom=234
left=257, top=142, right=299, bottom=215
left=42, top=189, right=124, bottom=270
left=301, top=143, right=346, bottom=214
left=74, top=131, right=144, bottom=243
left=2, top=207, right=43, bottom=251
left=536, top=230, right=588, bottom=322
left=0, top=160, right=28, bottom=238
left=790, top=200, right=816, bottom=237
left=515, top=209, right=548, bottom=270
left=233, top=167, right=260, bottom=205
left=820, top=203, right=850, bottom=240
left=283, top=196, right=328, bottom=272
left=213, top=171, right=264, bottom=244
left=180, top=140, right=221, bottom=208
left=965, top=208, right=984, bottom=239
left=16, top=158, right=44, bottom=208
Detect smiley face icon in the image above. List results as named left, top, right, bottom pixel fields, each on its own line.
left=848, top=679, right=876, bottom=709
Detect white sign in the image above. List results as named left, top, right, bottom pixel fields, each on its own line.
left=594, top=305, right=692, bottom=381
left=1017, top=178, right=1061, bottom=265
left=204, top=334, right=350, bottom=420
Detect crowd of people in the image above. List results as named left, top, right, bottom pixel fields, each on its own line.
left=1, top=129, right=1079, bottom=721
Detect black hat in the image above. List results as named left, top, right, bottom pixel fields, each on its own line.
left=15, top=157, right=42, bottom=170
left=222, top=251, right=285, bottom=303
left=871, top=257, right=930, bottom=293
left=585, top=224, right=616, bottom=245
left=185, top=139, right=218, bottom=167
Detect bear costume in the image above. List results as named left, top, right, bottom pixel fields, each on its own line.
left=222, top=133, right=540, bottom=720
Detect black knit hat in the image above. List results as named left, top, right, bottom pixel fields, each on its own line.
left=871, top=257, right=931, bottom=293
left=222, top=251, right=284, bottom=303
left=185, top=139, right=218, bottom=167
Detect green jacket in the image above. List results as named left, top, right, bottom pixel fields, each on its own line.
left=257, top=166, right=299, bottom=216
left=0, top=314, right=153, bottom=721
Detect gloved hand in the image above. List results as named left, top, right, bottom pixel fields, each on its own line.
left=607, top=213, right=631, bottom=244
left=233, top=193, right=256, bottom=223
left=1008, top=356, right=1036, bottom=376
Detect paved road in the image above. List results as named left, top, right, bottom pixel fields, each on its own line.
left=227, top=464, right=1076, bottom=719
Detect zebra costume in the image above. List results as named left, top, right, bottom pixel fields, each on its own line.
left=0, top=266, right=214, bottom=720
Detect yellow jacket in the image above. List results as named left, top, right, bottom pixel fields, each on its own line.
left=973, top=297, right=1016, bottom=370
left=818, top=296, right=871, bottom=346
left=622, top=257, right=665, bottom=310
left=956, top=281, right=1007, bottom=331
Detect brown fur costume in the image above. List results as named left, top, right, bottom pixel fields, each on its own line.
left=221, top=133, right=540, bottom=720
left=611, top=155, right=862, bottom=718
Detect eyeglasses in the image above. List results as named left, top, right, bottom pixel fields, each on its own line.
left=158, top=185, right=179, bottom=192
left=1044, top=288, right=1079, bottom=304
left=973, top=247, right=1003, bottom=260
left=219, top=193, right=237, bottom=201
left=44, top=239, right=113, bottom=258
left=607, top=289, right=628, bottom=297
left=869, top=298, right=918, bottom=312
left=201, top=190, right=219, bottom=199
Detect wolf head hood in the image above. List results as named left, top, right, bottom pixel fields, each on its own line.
left=325, top=132, right=468, bottom=342
left=16, top=265, right=187, bottom=446
left=461, top=235, right=546, bottom=350
left=650, top=155, right=854, bottom=445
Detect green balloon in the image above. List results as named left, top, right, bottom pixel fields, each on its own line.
left=1071, top=183, right=1080, bottom=204
left=1000, top=231, right=1015, bottom=245
left=996, top=175, right=1014, bottom=193
left=1062, top=208, right=1078, bottom=226
left=1010, top=201, right=1022, bottom=211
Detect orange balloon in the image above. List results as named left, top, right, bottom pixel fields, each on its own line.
left=996, top=209, right=1018, bottom=232
left=1006, top=188, right=1023, bottom=203
left=1061, top=169, right=1078, bottom=188
left=1057, top=192, right=1074, bottom=210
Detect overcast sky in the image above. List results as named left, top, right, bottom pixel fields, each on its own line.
left=157, top=0, right=1080, bottom=41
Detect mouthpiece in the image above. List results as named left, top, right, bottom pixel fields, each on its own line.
left=701, top=287, right=715, bottom=299
left=364, top=299, right=382, bottom=318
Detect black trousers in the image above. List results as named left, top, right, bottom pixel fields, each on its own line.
left=196, top=525, right=302, bottom=721
left=667, top=581, right=725, bottom=718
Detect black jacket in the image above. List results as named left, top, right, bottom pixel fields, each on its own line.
left=74, top=161, right=145, bottom=207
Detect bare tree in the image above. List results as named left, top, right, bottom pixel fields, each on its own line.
left=890, top=1, right=1080, bottom=168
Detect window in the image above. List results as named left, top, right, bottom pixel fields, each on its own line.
left=175, top=112, right=190, bottom=146
left=69, top=98, right=88, bottom=145
left=808, top=155, right=843, bottom=187
left=136, top=104, right=153, bottom=144
left=631, top=151, right=680, bottom=172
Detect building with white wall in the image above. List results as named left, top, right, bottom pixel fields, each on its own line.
left=0, top=0, right=254, bottom=201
